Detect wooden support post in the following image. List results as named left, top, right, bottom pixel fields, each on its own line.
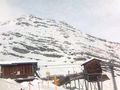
left=101, top=81, right=103, bottom=90
left=73, top=68, right=76, bottom=88
left=85, top=79, right=88, bottom=90
left=97, top=81, right=100, bottom=90
left=74, top=79, right=76, bottom=88
left=70, top=81, right=71, bottom=90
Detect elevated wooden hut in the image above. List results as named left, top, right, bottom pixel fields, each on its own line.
left=82, top=58, right=103, bottom=82
left=53, top=58, right=109, bottom=87
left=82, top=58, right=102, bottom=74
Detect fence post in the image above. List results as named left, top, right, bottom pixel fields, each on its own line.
left=38, top=82, right=40, bottom=90
left=46, top=72, right=50, bottom=88
left=42, top=80, right=44, bottom=89
left=29, top=81, right=31, bottom=90
left=54, top=75, right=57, bottom=90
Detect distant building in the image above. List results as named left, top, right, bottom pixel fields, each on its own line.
left=0, top=60, right=38, bottom=81
left=81, top=58, right=109, bottom=82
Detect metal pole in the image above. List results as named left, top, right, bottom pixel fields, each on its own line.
left=110, top=63, right=118, bottom=90
left=78, top=79, right=80, bottom=90
left=101, top=79, right=103, bottom=90
left=68, top=71, right=71, bottom=90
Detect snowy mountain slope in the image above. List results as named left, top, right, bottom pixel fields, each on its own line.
left=0, top=15, right=120, bottom=76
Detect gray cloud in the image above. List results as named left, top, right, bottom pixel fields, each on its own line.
left=0, top=0, right=25, bottom=21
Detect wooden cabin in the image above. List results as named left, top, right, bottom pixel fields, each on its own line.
left=0, top=60, right=38, bottom=81
left=82, top=58, right=102, bottom=74
left=81, top=58, right=103, bottom=82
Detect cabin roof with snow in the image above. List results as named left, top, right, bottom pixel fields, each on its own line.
left=0, top=60, right=37, bottom=65
left=81, top=58, right=101, bottom=66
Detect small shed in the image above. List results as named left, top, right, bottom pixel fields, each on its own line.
left=81, top=58, right=103, bottom=82
left=0, top=60, right=38, bottom=81
left=82, top=58, right=102, bottom=74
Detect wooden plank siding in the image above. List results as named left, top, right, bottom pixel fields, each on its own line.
left=83, top=59, right=102, bottom=74
left=1, top=64, right=34, bottom=78
left=82, top=59, right=104, bottom=82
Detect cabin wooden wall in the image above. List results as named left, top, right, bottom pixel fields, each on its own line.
left=84, top=60, right=102, bottom=74
left=1, top=64, right=34, bottom=78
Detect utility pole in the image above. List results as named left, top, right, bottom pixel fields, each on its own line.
left=109, top=60, right=118, bottom=90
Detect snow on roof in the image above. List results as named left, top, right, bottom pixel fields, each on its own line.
left=0, top=60, right=38, bottom=65
left=81, top=58, right=101, bottom=66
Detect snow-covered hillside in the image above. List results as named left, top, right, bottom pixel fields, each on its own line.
left=0, top=15, right=120, bottom=90
left=0, top=15, right=120, bottom=74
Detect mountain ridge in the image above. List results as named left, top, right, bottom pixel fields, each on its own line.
left=0, top=15, right=120, bottom=75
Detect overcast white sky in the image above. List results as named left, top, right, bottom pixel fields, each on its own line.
left=0, top=0, right=120, bottom=42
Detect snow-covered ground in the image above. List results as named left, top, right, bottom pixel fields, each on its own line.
left=0, top=78, right=67, bottom=90
left=0, top=60, right=120, bottom=90
left=0, top=72, right=120, bottom=90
